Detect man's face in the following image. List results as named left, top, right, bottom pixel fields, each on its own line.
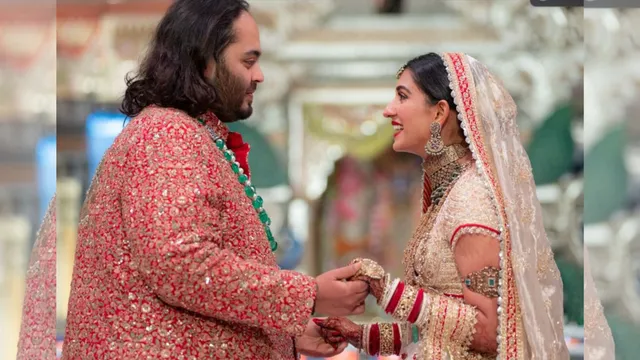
left=206, top=11, right=264, bottom=123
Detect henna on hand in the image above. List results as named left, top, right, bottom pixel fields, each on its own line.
left=315, top=317, right=363, bottom=349
left=369, top=278, right=385, bottom=301
left=320, top=327, right=345, bottom=345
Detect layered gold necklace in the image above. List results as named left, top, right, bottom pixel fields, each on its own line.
left=422, top=143, right=470, bottom=208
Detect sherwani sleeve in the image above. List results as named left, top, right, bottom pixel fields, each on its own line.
left=17, top=196, right=57, bottom=360
left=120, top=118, right=316, bottom=337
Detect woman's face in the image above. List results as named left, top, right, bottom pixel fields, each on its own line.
left=383, top=69, right=437, bottom=157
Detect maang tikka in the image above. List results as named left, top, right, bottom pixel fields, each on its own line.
left=425, top=122, right=445, bottom=156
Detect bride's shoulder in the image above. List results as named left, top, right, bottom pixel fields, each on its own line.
left=447, top=166, right=492, bottom=203
left=442, top=166, right=500, bottom=227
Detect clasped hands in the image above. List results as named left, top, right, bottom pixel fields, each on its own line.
left=304, top=258, right=388, bottom=354
left=295, top=258, right=387, bottom=357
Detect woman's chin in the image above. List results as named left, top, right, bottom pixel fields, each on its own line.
left=391, top=138, right=405, bottom=153
left=392, top=139, right=422, bottom=157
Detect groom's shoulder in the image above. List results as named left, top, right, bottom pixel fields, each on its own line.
left=131, top=106, right=201, bottom=137
left=138, top=106, right=197, bottom=128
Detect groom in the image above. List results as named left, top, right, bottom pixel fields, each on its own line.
left=62, top=0, right=367, bottom=359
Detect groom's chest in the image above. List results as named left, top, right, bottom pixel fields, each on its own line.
left=213, top=171, right=278, bottom=265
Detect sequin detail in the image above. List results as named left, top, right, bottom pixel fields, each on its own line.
left=17, top=196, right=57, bottom=359
left=62, top=106, right=316, bottom=359
left=197, top=118, right=277, bottom=252
left=401, top=166, right=501, bottom=359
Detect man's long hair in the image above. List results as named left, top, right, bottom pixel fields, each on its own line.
left=120, top=0, right=250, bottom=119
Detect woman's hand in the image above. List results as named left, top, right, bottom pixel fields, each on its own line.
left=295, top=319, right=348, bottom=357
left=367, top=277, right=386, bottom=301
left=314, top=317, right=363, bottom=349
left=347, top=258, right=387, bottom=302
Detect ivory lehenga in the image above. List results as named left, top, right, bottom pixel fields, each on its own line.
left=352, top=53, right=575, bottom=359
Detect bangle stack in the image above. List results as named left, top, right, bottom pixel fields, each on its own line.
left=360, top=322, right=402, bottom=356
left=381, top=279, right=430, bottom=324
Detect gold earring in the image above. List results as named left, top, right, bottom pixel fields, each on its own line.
left=425, top=122, right=445, bottom=156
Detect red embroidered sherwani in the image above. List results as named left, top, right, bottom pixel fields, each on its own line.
left=62, top=106, right=317, bottom=359
left=17, top=196, right=57, bottom=359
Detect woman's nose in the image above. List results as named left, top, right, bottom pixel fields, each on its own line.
left=382, top=105, right=394, bottom=118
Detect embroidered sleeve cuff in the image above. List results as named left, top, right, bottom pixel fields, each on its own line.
left=282, top=272, right=317, bottom=336
left=450, top=224, right=500, bottom=249
left=420, top=293, right=478, bottom=357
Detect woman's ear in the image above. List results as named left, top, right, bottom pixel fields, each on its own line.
left=435, top=99, right=451, bottom=125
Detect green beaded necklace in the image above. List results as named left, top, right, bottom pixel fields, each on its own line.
left=198, top=118, right=278, bottom=251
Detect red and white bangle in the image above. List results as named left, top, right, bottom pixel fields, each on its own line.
left=361, top=323, right=403, bottom=356
left=369, top=323, right=380, bottom=355
left=362, top=323, right=371, bottom=354
left=379, top=277, right=400, bottom=309
left=392, top=323, right=402, bottom=355
left=415, top=293, right=431, bottom=326
left=383, top=280, right=431, bottom=325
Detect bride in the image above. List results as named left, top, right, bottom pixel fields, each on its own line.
left=317, top=52, right=575, bottom=359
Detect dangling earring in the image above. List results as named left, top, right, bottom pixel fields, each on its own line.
left=425, top=122, right=445, bottom=156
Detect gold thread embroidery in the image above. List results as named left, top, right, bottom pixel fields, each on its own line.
left=463, top=266, right=500, bottom=298
left=378, top=323, right=395, bottom=356
left=393, top=286, right=419, bottom=321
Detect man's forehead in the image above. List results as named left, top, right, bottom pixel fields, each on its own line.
left=233, top=12, right=259, bottom=40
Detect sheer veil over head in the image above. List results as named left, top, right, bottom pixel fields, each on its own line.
left=584, top=247, right=616, bottom=359
left=439, top=52, right=568, bottom=359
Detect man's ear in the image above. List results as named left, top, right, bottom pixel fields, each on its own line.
left=204, top=58, right=216, bottom=80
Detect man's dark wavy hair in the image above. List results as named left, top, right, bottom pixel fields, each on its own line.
left=120, top=0, right=250, bottom=119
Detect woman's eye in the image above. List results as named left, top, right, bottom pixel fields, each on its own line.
left=398, top=93, right=407, bottom=100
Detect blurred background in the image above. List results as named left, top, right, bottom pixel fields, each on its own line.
left=0, top=0, right=637, bottom=359
left=0, top=0, right=56, bottom=358
left=583, top=7, right=640, bottom=360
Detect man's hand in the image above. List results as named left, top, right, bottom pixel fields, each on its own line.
left=314, top=263, right=369, bottom=316
left=295, top=319, right=348, bottom=358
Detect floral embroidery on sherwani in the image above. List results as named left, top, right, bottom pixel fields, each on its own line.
left=17, top=197, right=57, bottom=360
left=62, top=106, right=316, bottom=359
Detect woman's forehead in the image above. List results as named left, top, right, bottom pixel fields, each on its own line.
left=397, top=69, right=418, bottom=91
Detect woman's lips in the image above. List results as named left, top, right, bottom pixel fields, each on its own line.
left=392, top=121, right=403, bottom=137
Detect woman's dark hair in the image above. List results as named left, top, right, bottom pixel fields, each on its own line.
left=120, top=0, right=250, bottom=119
left=402, top=53, right=456, bottom=113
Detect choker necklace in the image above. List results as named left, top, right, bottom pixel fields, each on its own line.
left=422, top=143, right=470, bottom=207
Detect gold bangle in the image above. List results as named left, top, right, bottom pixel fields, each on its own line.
left=378, top=323, right=394, bottom=356
left=393, top=286, right=418, bottom=321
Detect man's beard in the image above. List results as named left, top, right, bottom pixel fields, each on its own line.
left=210, top=63, right=255, bottom=123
